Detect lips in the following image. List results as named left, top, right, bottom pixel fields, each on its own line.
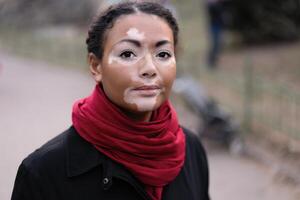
left=134, top=85, right=161, bottom=90
left=132, top=85, right=162, bottom=97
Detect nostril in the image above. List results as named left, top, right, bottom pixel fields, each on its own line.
left=142, top=72, right=156, bottom=78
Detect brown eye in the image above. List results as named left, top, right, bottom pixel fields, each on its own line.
left=157, top=52, right=171, bottom=59
left=120, top=51, right=136, bottom=59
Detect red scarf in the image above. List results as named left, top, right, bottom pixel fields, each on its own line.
left=72, top=85, right=186, bottom=200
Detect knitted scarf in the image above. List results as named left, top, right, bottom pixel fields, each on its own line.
left=72, top=85, right=186, bottom=200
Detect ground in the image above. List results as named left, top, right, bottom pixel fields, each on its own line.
left=1, top=52, right=299, bottom=200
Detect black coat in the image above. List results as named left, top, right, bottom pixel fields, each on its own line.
left=11, top=126, right=210, bottom=200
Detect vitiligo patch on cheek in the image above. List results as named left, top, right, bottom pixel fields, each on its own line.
left=108, top=52, right=142, bottom=65
left=108, top=48, right=147, bottom=65
left=126, top=28, right=145, bottom=41
left=158, top=57, right=176, bottom=67
left=108, top=54, right=117, bottom=64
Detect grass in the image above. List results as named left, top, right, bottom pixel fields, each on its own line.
left=0, top=26, right=88, bottom=70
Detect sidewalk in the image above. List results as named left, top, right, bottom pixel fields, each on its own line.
left=207, top=146, right=300, bottom=200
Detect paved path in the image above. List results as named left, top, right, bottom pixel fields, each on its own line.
left=0, top=53, right=299, bottom=200
left=0, top=53, right=94, bottom=199
left=208, top=149, right=299, bottom=200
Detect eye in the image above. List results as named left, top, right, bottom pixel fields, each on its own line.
left=119, top=51, right=136, bottom=59
left=157, top=51, right=172, bottom=59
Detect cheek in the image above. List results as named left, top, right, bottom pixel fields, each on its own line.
left=102, top=64, right=133, bottom=101
left=102, top=60, right=150, bottom=110
left=158, top=61, right=176, bottom=90
left=157, top=57, right=176, bottom=68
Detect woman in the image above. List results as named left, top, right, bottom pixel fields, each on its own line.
left=11, top=2, right=210, bottom=200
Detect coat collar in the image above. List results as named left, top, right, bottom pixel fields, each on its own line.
left=65, top=126, right=140, bottom=181
left=65, top=126, right=150, bottom=199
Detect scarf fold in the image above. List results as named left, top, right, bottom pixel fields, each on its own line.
left=72, top=85, right=186, bottom=200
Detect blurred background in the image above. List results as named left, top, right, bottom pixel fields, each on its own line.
left=1, top=0, right=300, bottom=199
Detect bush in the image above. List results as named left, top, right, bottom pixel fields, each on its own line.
left=222, top=0, right=300, bottom=43
left=0, top=0, right=100, bottom=28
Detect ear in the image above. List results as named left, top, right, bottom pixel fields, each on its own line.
left=88, top=53, right=102, bottom=83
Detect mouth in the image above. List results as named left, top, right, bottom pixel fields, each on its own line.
left=133, top=85, right=161, bottom=90
left=132, top=85, right=162, bottom=96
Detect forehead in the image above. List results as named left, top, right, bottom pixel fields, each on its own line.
left=105, top=13, right=174, bottom=46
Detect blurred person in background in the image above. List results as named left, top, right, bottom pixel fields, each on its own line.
left=205, top=0, right=224, bottom=69
left=11, top=1, right=210, bottom=200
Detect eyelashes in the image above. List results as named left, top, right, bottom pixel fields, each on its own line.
left=156, top=51, right=172, bottom=60
left=118, top=50, right=173, bottom=61
left=119, top=50, right=137, bottom=60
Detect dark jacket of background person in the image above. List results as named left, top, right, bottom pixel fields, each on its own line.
left=11, top=126, right=210, bottom=200
left=205, top=0, right=224, bottom=68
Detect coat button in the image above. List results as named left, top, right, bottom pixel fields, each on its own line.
left=103, top=177, right=109, bottom=185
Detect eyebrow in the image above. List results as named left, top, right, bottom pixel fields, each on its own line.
left=118, top=39, right=141, bottom=47
left=155, top=40, right=172, bottom=48
left=116, top=39, right=172, bottom=48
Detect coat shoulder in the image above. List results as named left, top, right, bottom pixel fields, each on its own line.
left=21, top=128, right=71, bottom=175
left=181, top=126, right=206, bottom=155
left=181, top=126, right=209, bottom=176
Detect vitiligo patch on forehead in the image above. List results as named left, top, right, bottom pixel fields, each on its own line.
left=151, top=15, right=159, bottom=21
left=126, top=28, right=145, bottom=41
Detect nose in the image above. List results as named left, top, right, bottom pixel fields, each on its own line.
left=139, top=54, right=157, bottom=79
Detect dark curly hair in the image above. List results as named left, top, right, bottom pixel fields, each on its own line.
left=86, top=1, right=179, bottom=59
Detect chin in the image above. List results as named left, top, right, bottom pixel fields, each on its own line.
left=132, top=104, right=156, bottom=112
left=139, top=99, right=165, bottom=111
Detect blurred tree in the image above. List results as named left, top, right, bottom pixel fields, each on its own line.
left=221, top=0, right=300, bottom=43
left=0, top=0, right=102, bottom=28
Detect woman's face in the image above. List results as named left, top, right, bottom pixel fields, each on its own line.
left=90, top=13, right=176, bottom=121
